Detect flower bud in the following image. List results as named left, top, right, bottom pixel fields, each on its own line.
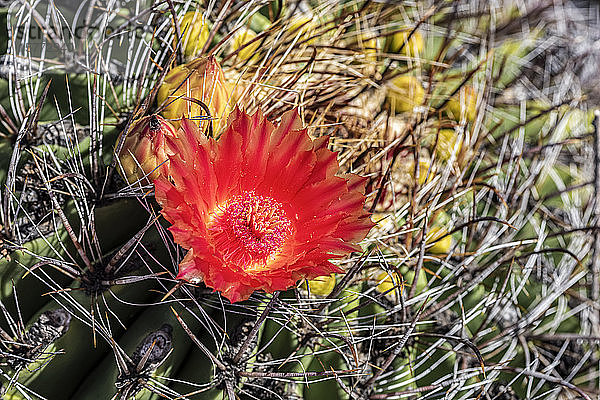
left=446, top=85, right=477, bottom=122
left=301, top=274, right=337, bottom=297
left=230, top=27, right=260, bottom=61
left=375, top=271, right=402, bottom=294
left=435, top=128, right=462, bottom=161
left=371, top=213, right=394, bottom=232
left=249, top=12, right=271, bottom=33
left=178, top=11, right=211, bottom=58
left=387, top=29, right=424, bottom=57
left=347, top=32, right=379, bottom=65
left=157, top=56, right=230, bottom=133
left=426, top=226, right=452, bottom=254
left=375, top=269, right=427, bottom=296
left=411, top=159, right=434, bottom=186
left=288, top=15, right=317, bottom=44
left=387, top=75, right=425, bottom=113
left=116, top=115, right=178, bottom=185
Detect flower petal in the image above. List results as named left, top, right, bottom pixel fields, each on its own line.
left=155, top=107, right=373, bottom=302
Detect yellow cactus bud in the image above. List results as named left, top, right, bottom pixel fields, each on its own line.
left=376, top=271, right=402, bottom=294
left=371, top=213, right=394, bottom=231
left=426, top=226, right=452, bottom=254
left=446, top=85, right=477, bottom=122
left=435, top=128, right=462, bottom=161
left=289, top=15, right=312, bottom=33
left=415, top=159, right=433, bottom=185
left=288, top=16, right=316, bottom=44
left=178, top=11, right=211, bottom=58
left=301, top=274, right=336, bottom=296
left=116, top=115, right=178, bottom=185
left=230, top=27, right=260, bottom=61
left=345, top=31, right=379, bottom=65
left=388, top=75, right=425, bottom=113
left=375, top=269, right=427, bottom=297
left=366, top=37, right=379, bottom=62
left=157, top=56, right=230, bottom=133
left=388, top=29, right=424, bottom=57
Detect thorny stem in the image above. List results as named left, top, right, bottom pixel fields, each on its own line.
left=136, top=340, right=158, bottom=373
left=31, top=154, right=93, bottom=272
left=204, top=0, right=234, bottom=56
left=232, top=292, right=280, bottom=365
left=527, top=333, right=600, bottom=342
left=165, top=0, right=184, bottom=64
left=417, top=333, right=485, bottom=375
left=27, top=260, right=80, bottom=279
left=224, top=380, right=237, bottom=400
left=0, top=297, right=19, bottom=340
left=238, top=369, right=358, bottom=379
left=105, top=214, right=160, bottom=275
left=0, top=103, right=18, bottom=136
left=101, top=272, right=166, bottom=287
left=498, top=367, right=592, bottom=400
left=2, top=80, right=51, bottom=239
left=408, top=213, right=428, bottom=299
left=110, top=336, right=134, bottom=374
left=89, top=73, right=100, bottom=189
left=171, top=307, right=228, bottom=371
left=364, top=299, right=427, bottom=388
left=592, top=110, right=600, bottom=336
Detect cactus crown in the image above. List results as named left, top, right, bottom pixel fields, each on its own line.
left=0, top=0, right=599, bottom=399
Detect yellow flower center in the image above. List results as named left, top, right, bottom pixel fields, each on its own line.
left=208, top=191, right=293, bottom=271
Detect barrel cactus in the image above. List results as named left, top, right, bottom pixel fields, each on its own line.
left=0, top=1, right=599, bottom=399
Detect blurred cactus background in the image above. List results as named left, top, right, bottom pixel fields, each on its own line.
left=1, top=0, right=600, bottom=399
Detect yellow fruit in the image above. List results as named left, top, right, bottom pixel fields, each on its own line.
left=301, top=274, right=337, bottom=296
left=415, top=159, right=433, bottom=185
left=388, top=29, right=424, bottom=57
left=426, top=226, right=452, bottom=254
left=157, top=56, right=230, bottom=133
left=435, top=128, right=462, bottom=161
left=446, top=85, right=477, bottom=122
left=375, top=271, right=402, bottom=294
left=371, top=213, right=394, bottom=231
left=365, top=37, right=379, bottom=62
left=345, top=29, right=379, bottom=64
left=375, top=269, right=427, bottom=296
left=178, top=11, right=211, bottom=58
left=388, top=75, right=425, bottom=113
left=231, top=27, right=260, bottom=61
left=288, top=15, right=316, bottom=44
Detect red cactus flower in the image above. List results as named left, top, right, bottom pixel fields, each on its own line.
left=154, top=108, right=373, bottom=302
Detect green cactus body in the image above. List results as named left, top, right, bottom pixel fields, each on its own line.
left=20, top=282, right=157, bottom=398
left=166, top=327, right=221, bottom=399
left=72, top=303, right=201, bottom=400
left=0, top=1, right=596, bottom=399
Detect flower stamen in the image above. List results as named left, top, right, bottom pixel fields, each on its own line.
left=208, top=191, right=293, bottom=271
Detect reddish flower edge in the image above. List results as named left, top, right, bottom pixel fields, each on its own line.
left=155, top=107, right=374, bottom=302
